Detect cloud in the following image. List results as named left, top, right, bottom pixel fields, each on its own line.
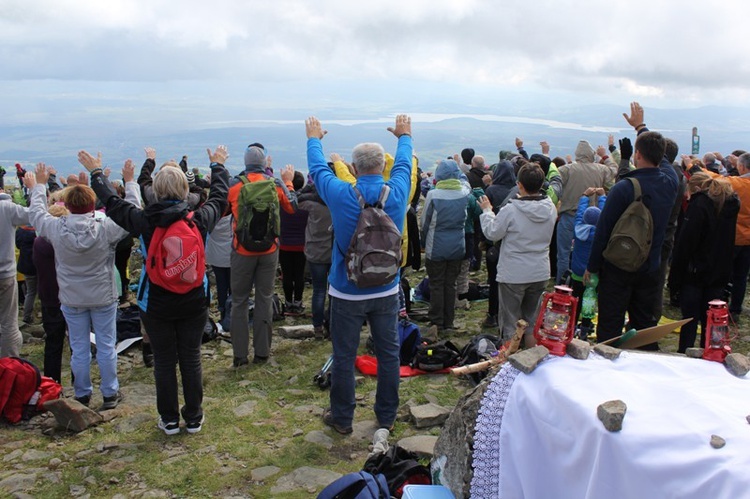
left=0, top=0, right=749, bottom=106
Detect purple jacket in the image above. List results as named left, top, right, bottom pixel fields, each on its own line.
left=279, top=208, right=308, bottom=250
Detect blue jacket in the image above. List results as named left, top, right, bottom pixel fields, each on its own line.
left=571, top=194, right=606, bottom=279
left=307, top=136, right=412, bottom=299
left=587, top=139, right=679, bottom=275
left=420, top=176, right=470, bottom=261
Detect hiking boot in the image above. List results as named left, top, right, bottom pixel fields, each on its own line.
left=186, top=415, right=205, bottom=434
left=74, top=395, right=91, bottom=407
left=314, top=326, right=325, bottom=340
left=293, top=301, right=305, bottom=312
left=157, top=418, right=180, bottom=436
left=233, top=356, right=249, bottom=368
left=99, top=391, right=123, bottom=411
left=252, top=355, right=268, bottom=365
left=142, top=342, right=154, bottom=368
left=482, top=314, right=498, bottom=328
left=322, top=408, right=353, bottom=435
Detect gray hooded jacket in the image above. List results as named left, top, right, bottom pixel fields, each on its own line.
left=480, top=195, right=556, bottom=284
left=28, top=182, right=140, bottom=308
left=557, top=141, right=616, bottom=214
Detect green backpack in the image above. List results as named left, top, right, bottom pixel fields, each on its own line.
left=234, top=175, right=280, bottom=252
left=602, top=177, right=653, bottom=272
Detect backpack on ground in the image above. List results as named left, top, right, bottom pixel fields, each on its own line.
left=0, top=357, right=42, bottom=424
left=219, top=294, right=254, bottom=333
left=202, top=316, right=219, bottom=343
left=458, top=334, right=501, bottom=385
left=317, top=471, right=390, bottom=499
left=146, top=212, right=206, bottom=293
left=116, top=304, right=142, bottom=342
left=411, top=340, right=461, bottom=372
left=398, top=320, right=421, bottom=366
left=363, top=444, right=432, bottom=498
left=345, top=185, right=402, bottom=288
left=602, top=178, right=653, bottom=272
left=234, top=175, right=280, bottom=252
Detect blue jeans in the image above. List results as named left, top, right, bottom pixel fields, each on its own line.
left=62, top=302, right=119, bottom=399
left=556, top=212, right=575, bottom=284
left=329, top=293, right=400, bottom=429
left=308, top=262, right=330, bottom=328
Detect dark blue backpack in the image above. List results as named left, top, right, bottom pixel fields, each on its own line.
left=317, top=471, right=390, bottom=499
left=398, top=320, right=421, bottom=366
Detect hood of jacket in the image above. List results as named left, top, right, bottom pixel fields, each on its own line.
left=144, top=200, right=190, bottom=228
left=491, top=160, right=516, bottom=187
left=510, top=195, right=554, bottom=223
left=574, top=141, right=596, bottom=163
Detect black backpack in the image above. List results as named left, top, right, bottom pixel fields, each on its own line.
left=458, top=334, right=501, bottom=385
left=411, top=340, right=461, bottom=372
left=362, top=444, right=432, bottom=498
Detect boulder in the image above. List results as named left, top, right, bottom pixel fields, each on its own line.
left=411, top=403, right=451, bottom=429
left=508, top=346, right=549, bottom=374
left=566, top=339, right=591, bottom=360
left=724, top=353, right=750, bottom=377
left=597, top=400, right=627, bottom=432
left=277, top=325, right=315, bottom=340
left=43, top=399, right=103, bottom=433
left=710, top=435, right=726, bottom=449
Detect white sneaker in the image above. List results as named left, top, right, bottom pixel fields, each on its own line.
left=157, top=418, right=180, bottom=436
left=186, top=415, right=204, bottom=434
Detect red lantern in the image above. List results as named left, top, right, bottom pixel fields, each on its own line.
left=702, top=299, right=731, bottom=363
left=533, top=285, right=578, bottom=356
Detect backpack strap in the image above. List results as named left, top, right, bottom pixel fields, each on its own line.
left=352, top=186, right=367, bottom=209
left=376, top=185, right=391, bottom=209
left=629, top=177, right=642, bottom=201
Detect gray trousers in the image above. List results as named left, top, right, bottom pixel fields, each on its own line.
left=230, top=250, right=278, bottom=359
left=0, top=276, right=22, bottom=357
left=498, top=281, right=546, bottom=343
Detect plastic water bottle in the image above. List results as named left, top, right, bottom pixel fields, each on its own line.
left=581, top=274, right=598, bottom=320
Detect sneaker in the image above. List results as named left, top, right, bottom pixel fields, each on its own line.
left=233, top=356, right=249, bottom=368
left=293, top=300, right=306, bottom=312
left=157, top=418, right=180, bottom=436
left=99, top=391, right=123, bottom=411
left=74, top=395, right=91, bottom=407
left=186, top=415, right=205, bottom=434
left=322, top=408, right=352, bottom=435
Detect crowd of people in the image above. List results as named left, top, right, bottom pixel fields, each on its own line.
left=1, top=103, right=748, bottom=438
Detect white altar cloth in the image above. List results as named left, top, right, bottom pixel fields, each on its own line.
left=470, top=351, right=750, bottom=498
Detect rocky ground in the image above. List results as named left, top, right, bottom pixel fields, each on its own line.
left=2, top=258, right=749, bottom=498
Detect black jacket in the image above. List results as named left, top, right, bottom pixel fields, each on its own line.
left=669, top=191, right=740, bottom=289
left=92, top=163, right=229, bottom=318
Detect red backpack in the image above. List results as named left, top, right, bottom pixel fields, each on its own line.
left=0, top=357, right=41, bottom=424
left=146, top=212, right=206, bottom=294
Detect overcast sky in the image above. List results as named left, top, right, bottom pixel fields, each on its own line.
left=2, top=0, right=749, bottom=105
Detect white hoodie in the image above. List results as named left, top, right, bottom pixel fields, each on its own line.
left=480, top=195, right=556, bottom=284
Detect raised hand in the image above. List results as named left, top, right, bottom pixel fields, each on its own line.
left=330, top=153, right=344, bottom=163
left=23, top=171, right=37, bottom=189
left=387, top=114, right=411, bottom=138
left=477, top=195, right=492, bottom=211
left=35, top=163, right=49, bottom=185
left=619, top=137, right=633, bottom=161
left=608, top=134, right=615, bottom=147
left=540, top=141, right=550, bottom=155
left=78, top=171, right=89, bottom=186
left=596, top=145, right=607, bottom=158
left=144, top=147, right=156, bottom=160
left=103, top=167, right=111, bottom=178
left=622, top=102, right=645, bottom=128
left=77, top=150, right=102, bottom=172
left=280, top=164, right=295, bottom=184
left=306, top=117, right=327, bottom=140
left=515, top=137, right=523, bottom=149
left=122, top=159, right=135, bottom=183
left=207, top=145, right=229, bottom=165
